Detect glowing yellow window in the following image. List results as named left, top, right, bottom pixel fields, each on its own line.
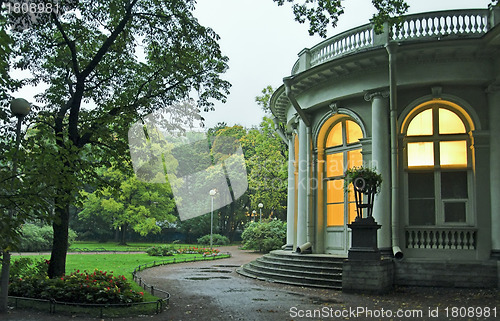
left=439, top=108, right=466, bottom=134
left=346, top=120, right=362, bottom=144
left=326, top=123, right=342, bottom=147
left=407, top=142, right=434, bottom=167
left=326, top=180, right=344, bottom=203
left=326, top=153, right=343, bottom=177
left=440, top=141, right=467, bottom=166
left=327, top=204, right=344, bottom=226
left=407, top=109, right=433, bottom=136
left=347, top=149, right=362, bottom=169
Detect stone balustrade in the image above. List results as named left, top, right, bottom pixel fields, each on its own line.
left=405, top=227, right=477, bottom=250
left=292, top=8, right=499, bottom=75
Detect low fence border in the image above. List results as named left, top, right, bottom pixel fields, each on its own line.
left=8, top=251, right=232, bottom=318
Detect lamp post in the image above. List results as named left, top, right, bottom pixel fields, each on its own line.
left=252, top=210, right=256, bottom=222
left=209, top=188, right=217, bottom=249
left=258, top=203, right=263, bottom=222
left=0, top=98, right=31, bottom=313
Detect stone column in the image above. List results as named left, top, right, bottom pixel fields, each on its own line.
left=285, top=133, right=296, bottom=251
left=297, top=119, right=308, bottom=248
left=364, top=91, right=392, bottom=254
left=488, top=84, right=500, bottom=259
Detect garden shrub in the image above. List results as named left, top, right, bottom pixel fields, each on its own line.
left=9, top=257, right=49, bottom=282
left=241, top=219, right=286, bottom=253
left=17, top=223, right=77, bottom=252
left=146, top=245, right=175, bottom=256
left=197, top=234, right=230, bottom=246
left=9, top=269, right=144, bottom=304
left=146, top=245, right=221, bottom=256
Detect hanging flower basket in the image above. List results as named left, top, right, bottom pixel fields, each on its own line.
left=344, top=166, right=382, bottom=220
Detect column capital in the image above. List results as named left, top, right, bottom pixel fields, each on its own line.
left=485, top=81, right=500, bottom=94
left=364, top=90, right=390, bottom=102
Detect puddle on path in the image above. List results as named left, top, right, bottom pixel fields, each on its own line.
left=185, top=276, right=232, bottom=281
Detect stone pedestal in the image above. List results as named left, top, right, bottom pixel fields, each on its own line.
left=347, top=216, right=381, bottom=260
left=343, top=216, right=393, bottom=294
left=342, top=259, right=393, bottom=294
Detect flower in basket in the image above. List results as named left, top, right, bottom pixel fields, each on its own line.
left=344, top=166, right=382, bottom=194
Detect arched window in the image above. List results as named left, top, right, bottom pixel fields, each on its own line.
left=325, top=119, right=363, bottom=226
left=403, top=102, right=472, bottom=226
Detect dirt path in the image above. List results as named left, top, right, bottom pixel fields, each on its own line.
left=3, top=246, right=499, bottom=321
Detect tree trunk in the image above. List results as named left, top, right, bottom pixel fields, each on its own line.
left=119, top=224, right=127, bottom=245
left=48, top=201, right=70, bottom=278
left=0, top=251, right=11, bottom=313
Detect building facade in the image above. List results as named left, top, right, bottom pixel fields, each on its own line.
left=270, top=7, right=500, bottom=287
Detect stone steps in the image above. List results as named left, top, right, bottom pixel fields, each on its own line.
left=236, top=250, right=345, bottom=289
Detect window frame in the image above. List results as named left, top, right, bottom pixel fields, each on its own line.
left=324, top=118, right=363, bottom=227
left=402, top=103, right=475, bottom=227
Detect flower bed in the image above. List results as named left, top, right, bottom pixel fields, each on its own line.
left=9, top=269, right=144, bottom=304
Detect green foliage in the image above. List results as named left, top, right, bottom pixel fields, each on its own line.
left=8, top=257, right=49, bottom=282
left=17, top=223, right=77, bottom=252
left=1, top=0, right=230, bottom=277
left=255, top=85, right=275, bottom=113
left=145, top=246, right=175, bottom=257
left=273, top=0, right=412, bottom=37
left=344, top=166, right=383, bottom=194
left=9, top=269, right=144, bottom=304
left=197, top=234, right=230, bottom=246
left=245, top=117, right=288, bottom=217
left=78, top=165, right=177, bottom=244
left=146, top=245, right=220, bottom=256
left=241, top=219, right=286, bottom=253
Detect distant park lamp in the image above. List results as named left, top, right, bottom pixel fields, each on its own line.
left=258, top=202, right=263, bottom=222
left=209, top=188, right=217, bottom=249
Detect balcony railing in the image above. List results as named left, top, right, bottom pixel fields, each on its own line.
left=291, top=8, right=498, bottom=75
left=405, top=227, right=477, bottom=250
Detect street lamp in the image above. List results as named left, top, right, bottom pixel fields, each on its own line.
left=0, top=98, right=31, bottom=312
left=209, top=188, right=217, bottom=249
left=252, top=210, right=256, bottom=222
left=258, top=203, right=263, bottom=222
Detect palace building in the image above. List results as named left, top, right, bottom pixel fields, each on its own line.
left=239, top=6, right=500, bottom=289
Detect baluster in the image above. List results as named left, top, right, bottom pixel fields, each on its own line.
left=407, top=230, right=413, bottom=248
left=472, top=14, right=479, bottom=33
left=451, top=15, right=458, bottom=34
left=452, top=231, right=458, bottom=249
left=464, top=14, right=470, bottom=34
left=444, top=231, right=451, bottom=249
left=415, top=230, right=421, bottom=248
left=447, top=15, right=454, bottom=35
left=458, top=14, right=464, bottom=34
left=430, top=230, right=437, bottom=249
left=417, top=18, right=423, bottom=37
left=437, top=230, right=443, bottom=249
left=444, top=16, right=452, bottom=35
left=460, top=231, right=466, bottom=250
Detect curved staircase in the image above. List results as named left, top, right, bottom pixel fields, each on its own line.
left=236, top=250, right=345, bottom=289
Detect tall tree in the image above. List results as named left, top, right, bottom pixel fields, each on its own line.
left=78, top=166, right=177, bottom=245
left=4, top=0, right=230, bottom=278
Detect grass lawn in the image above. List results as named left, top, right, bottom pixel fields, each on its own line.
left=13, top=250, right=230, bottom=302
left=69, top=241, right=205, bottom=252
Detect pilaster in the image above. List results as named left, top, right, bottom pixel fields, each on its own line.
left=487, top=84, right=500, bottom=259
